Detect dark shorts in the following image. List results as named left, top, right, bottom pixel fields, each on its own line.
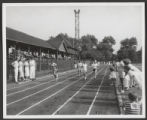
left=120, top=78, right=124, bottom=84
left=111, top=78, right=116, bottom=82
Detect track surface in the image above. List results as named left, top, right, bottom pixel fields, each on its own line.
left=6, top=65, right=120, bottom=115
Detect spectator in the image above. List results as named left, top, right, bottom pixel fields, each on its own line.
left=11, top=57, right=19, bottom=84
left=18, top=57, right=24, bottom=82
left=123, top=73, right=130, bottom=90
left=109, top=66, right=117, bottom=86
left=123, top=93, right=141, bottom=115
left=29, top=57, right=36, bottom=81
left=124, top=65, right=142, bottom=89
left=24, top=57, right=30, bottom=81
left=117, top=60, right=125, bottom=93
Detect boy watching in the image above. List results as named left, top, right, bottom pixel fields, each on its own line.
left=123, top=93, right=141, bottom=115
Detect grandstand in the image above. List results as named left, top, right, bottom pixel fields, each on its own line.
left=7, top=27, right=78, bottom=83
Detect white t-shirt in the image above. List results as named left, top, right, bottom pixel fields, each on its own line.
left=12, top=61, right=19, bottom=69
left=78, top=62, right=83, bottom=68
left=128, top=70, right=142, bottom=89
left=92, top=63, right=98, bottom=69
left=83, top=63, right=88, bottom=72
left=18, top=61, right=24, bottom=71
left=128, top=64, right=141, bottom=72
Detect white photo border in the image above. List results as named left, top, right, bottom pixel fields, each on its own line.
left=3, top=2, right=146, bottom=119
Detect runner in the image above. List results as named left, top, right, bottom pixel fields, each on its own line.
left=77, top=60, right=83, bottom=77
left=92, top=60, right=98, bottom=79
left=82, top=61, right=88, bottom=80
left=51, top=61, right=58, bottom=81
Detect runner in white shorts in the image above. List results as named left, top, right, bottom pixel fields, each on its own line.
left=92, top=60, right=98, bottom=79
left=82, top=61, right=88, bottom=80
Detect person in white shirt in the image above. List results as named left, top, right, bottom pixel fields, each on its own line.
left=109, top=66, right=117, bottom=86
left=77, top=61, right=83, bottom=77
left=92, top=60, right=98, bottom=79
left=29, top=57, right=36, bottom=81
left=24, top=58, right=30, bottom=81
left=18, top=57, right=24, bottom=82
left=51, top=61, right=58, bottom=81
left=82, top=61, right=88, bottom=80
left=11, top=57, right=19, bottom=83
left=74, top=61, right=77, bottom=69
left=124, top=65, right=142, bottom=90
left=117, top=60, right=125, bottom=93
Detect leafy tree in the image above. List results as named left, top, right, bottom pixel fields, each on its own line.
left=136, top=48, right=142, bottom=63
left=80, top=34, right=98, bottom=50
left=96, top=36, right=116, bottom=61
left=117, top=37, right=138, bottom=62
left=102, top=36, right=116, bottom=45
left=120, top=37, right=137, bottom=48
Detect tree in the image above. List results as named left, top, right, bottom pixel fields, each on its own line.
left=80, top=34, right=98, bottom=50
left=136, top=48, right=142, bottom=63
left=120, top=37, right=137, bottom=48
left=102, top=36, right=116, bottom=45
left=117, top=37, right=138, bottom=62
left=96, top=36, right=116, bottom=61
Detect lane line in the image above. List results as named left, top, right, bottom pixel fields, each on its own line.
left=7, top=73, right=80, bottom=106
left=52, top=67, right=104, bottom=115
left=7, top=72, right=77, bottom=96
left=7, top=69, right=93, bottom=105
left=86, top=66, right=108, bottom=115
left=7, top=69, right=77, bottom=91
left=16, top=71, right=94, bottom=115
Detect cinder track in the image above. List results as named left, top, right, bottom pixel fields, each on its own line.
left=6, top=65, right=119, bottom=115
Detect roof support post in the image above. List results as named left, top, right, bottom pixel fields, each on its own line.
left=56, top=50, right=58, bottom=60
left=39, top=47, right=41, bottom=71
left=48, top=49, right=50, bottom=70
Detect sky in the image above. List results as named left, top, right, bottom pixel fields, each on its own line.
left=5, top=3, right=144, bottom=53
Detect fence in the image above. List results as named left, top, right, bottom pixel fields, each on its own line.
left=7, top=53, right=76, bottom=83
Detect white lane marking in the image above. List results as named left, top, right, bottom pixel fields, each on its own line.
left=7, top=69, right=77, bottom=91
left=86, top=67, right=108, bottom=115
left=52, top=68, right=104, bottom=115
left=7, top=74, right=80, bottom=106
left=16, top=72, right=93, bottom=115
left=7, top=72, right=77, bottom=96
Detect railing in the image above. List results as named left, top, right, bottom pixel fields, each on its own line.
left=7, top=53, right=77, bottom=83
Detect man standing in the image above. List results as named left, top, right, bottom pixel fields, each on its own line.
left=11, top=57, right=19, bottom=84
left=18, top=57, right=25, bottom=82
left=29, top=57, right=36, bottom=81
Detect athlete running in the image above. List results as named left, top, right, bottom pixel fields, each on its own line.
left=51, top=61, right=58, bottom=81
left=77, top=60, right=83, bottom=77
left=92, top=60, right=98, bottom=79
left=82, top=61, right=88, bottom=80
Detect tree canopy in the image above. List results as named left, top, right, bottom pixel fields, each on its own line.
left=117, top=37, right=138, bottom=62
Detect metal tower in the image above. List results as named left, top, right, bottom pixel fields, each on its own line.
left=74, top=9, right=80, bottom=40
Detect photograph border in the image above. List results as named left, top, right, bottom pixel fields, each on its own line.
left=1, top=1, right=146, bottom=119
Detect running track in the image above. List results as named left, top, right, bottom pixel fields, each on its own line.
left=6, top=65, right=120, bottom=115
